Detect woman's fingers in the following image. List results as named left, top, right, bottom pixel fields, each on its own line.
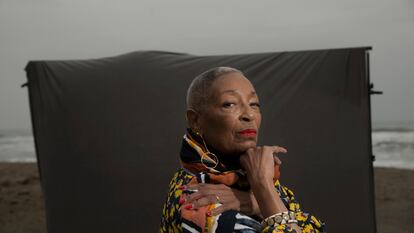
left=208, top=195, right=239, bottom=216
left=181, top=184, right=243, bottom=214
left=183, top=191, right=202, bottom=204
left=184, top=192, right=232, bottom=210
left=191, top=194, right=221, bottom=209
left=240, top=145, right=287, bottom=188
left=209, top=205, right=225, bottom=216
left=209, top=201, right=238, bottom=216
left=269, top=146, right=286, bottom=165
left=184, top=183, right=229, bottom=203
left=253, top=145, right=287, bottom=160
left=274, top=155, right=282, bottom=165
left=270, top=145, right=288, bottom=154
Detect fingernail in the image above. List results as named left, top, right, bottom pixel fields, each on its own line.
left=179, top=196, right=186, bottom=204
left=184, top=204, right=193, bottom=210
left=206, top=211, right=212, bottom=217
left=179, top=185, right=186, bottom=190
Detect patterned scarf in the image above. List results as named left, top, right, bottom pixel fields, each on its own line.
left=179, top=128, right=281, bottom=232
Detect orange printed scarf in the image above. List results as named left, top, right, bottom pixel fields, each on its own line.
left=179, top=129, right=281, bottom=232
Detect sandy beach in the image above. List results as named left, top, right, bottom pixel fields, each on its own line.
left=0, top=163, right=413, bottom=233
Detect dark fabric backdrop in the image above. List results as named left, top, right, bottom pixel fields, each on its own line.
left=25, top=47, right=375, bottom=233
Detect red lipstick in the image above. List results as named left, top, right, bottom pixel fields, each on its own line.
left=238, top=129, right=257, bottom=137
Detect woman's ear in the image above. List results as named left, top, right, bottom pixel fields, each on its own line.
left=186, top=109, right=200, bottom=131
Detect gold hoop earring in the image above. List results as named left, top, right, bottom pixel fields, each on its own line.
left=194, top=130, right=219, bottom=169
left=201, top=151, right=219, bottom=169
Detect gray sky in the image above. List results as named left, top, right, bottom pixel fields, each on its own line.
left=1, top=0, right=413, bottom=130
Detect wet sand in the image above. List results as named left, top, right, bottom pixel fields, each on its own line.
left=0, top=163, right=46, bottom=233
left=0, top=163, right=413, bottom=233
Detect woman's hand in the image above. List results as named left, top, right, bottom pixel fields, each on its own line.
left=239, top=146, right=288, bottom=218
left=239, top=146, right=287, bottom=186
left=181, top=183, right=261, bottom=217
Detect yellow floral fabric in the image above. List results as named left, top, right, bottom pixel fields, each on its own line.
left=160, top=169, right=326, bottom=233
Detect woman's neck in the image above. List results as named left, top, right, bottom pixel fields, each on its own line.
left=204, top=142, right=243, bottom=171
left=187, top=128, right=244, bottom=171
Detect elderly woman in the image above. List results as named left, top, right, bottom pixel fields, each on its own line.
left=160, top=67, right=326, bottom=233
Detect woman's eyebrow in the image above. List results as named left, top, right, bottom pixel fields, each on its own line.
left=221, top=90, right=257, bottom=97
left=221, top=89, right=237, bottom=94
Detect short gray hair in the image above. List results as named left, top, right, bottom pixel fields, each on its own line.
left=186, top=67, right=243, bottom=112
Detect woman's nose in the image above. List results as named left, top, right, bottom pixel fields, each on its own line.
left=239, top=105, right=254, bottom=122
left=241, top=114, right=253, bottom=122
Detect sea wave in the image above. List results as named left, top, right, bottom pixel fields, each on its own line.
left=372, top=131, right=414, bottom=146
left=372, top=129, right=414, bottom=169
left=0, top=133, right=36, bottom=162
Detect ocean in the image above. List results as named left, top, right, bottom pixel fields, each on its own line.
left=372, top=121, right=414, bottom=170
left=1, top=122, right=414, bottom=170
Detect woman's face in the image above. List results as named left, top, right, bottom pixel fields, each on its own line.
left=197, top=72, right=262, bottom=155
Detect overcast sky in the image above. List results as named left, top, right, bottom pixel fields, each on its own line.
left=1, top=0, right=413, bottom=130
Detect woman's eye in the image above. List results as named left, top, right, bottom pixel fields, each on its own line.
left=251, top=102, right=261, bottom=108
left=223, top=102, right=235, bottom=108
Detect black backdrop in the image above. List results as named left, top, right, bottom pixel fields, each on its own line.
left=25, top=47, right=376, bottom=233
